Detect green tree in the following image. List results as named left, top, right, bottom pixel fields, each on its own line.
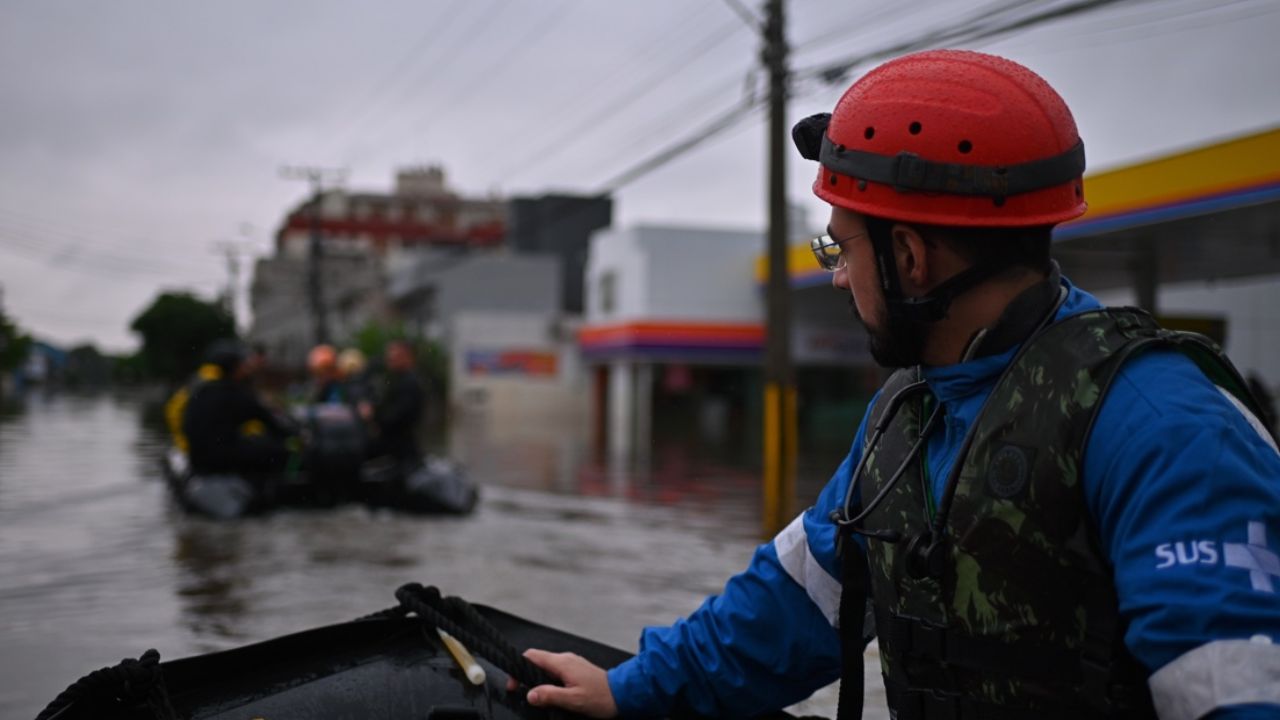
left=129, top=292, right=235, bottom=383
left=0, top=309, right=32, bottom=375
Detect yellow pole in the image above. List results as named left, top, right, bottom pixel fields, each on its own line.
left=784, top=384, right=798, bottom=523
left=763, top=383, right=781, bottom=537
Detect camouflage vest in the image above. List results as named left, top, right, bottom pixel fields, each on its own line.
left=851, top=308, right=1264, bottom=720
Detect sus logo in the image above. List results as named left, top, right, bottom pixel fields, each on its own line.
left=1155, top=541, right=1219, bottom=569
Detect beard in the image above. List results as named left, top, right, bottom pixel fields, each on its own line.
left=849, top=296, right=927, bottom=368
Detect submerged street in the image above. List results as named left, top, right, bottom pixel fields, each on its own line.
left=0, top=391, right=886, bottom=719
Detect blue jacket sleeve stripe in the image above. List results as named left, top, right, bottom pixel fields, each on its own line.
left=606, top=540, right=842, bottom=718
left=1216, top=386, right=1279, bottom=454
left=774, top=513, right=842, bottom=627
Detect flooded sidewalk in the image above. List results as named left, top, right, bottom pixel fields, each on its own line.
left=0, top=391, right=885, bottom=718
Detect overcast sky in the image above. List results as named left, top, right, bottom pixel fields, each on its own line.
left=2, top=0, right=1277, bottom=351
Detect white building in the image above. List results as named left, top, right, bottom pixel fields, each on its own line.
left=579, top=223, right=872, bottom=463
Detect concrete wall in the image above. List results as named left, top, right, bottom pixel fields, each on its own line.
left=448, top=310, right=587, bottom=429
left=390, top=252, right=561, bottom=340
left=585, top=225, right=763, bottom=324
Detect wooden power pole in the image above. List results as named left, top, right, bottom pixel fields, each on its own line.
left=761, top=0, right=795, bottom=538
left=280, top=165, right=347, bottom=347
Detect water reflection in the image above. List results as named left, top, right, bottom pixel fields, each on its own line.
left=172, top=522, right=254, bottom=643
left=0, top=392, right=879, bottom=719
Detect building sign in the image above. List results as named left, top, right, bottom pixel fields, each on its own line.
left=466, top=350, right=558, bottom=377
left=793, top=324, right=871, bottom=366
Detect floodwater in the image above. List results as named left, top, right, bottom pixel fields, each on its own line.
left=0, top=390, right=887, bottom=719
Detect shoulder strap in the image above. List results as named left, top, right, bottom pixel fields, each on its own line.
left=1081, top=308, right=1275, bottom=447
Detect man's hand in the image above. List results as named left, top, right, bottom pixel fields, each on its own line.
left=510, top=649, right=619, bottom=718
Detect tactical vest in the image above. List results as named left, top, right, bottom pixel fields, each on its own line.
left=845, top=308, right=1266, bottom=720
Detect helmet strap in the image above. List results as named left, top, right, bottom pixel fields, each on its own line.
left=869, top=229, right=1012, bottom=325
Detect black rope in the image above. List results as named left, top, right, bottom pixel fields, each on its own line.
left=35, top=648, right=177, bottom=720
left=384, top=583, right=561, bottom=689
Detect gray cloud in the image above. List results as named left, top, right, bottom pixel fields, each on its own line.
left=1, top=0, right=1276, bottom=349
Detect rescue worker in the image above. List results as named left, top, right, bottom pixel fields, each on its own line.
left=337, top=347, right=372, bottom=408
left=307, top=344, right=342, bottom=404
left=514, top=50, right=1280, bottom=719
left=360, top=339, right=424, bottom=462
left=164, top=349, right=226, bottom=454
left=182, top=340, right=295, bottom=476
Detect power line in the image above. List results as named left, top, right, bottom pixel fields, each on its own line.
left=595, top=0, right=1148, bottom=197
left=796, top=0, right=1129, bottom=85
left=720, top=0, right=762, bottom=32
left=0, top=208, right=213, bottom=272
left=792, top=1, right=924, bottom=56
left=414, top=0, right=579, bottom=144
left=488, top=2, right=722, bottom=181
left=596, top=94, right=767, bottom=193
left=319, top=0, right=471, bottom=159
left=335, top=0, right=508, bottom=164
left=992, top=0, right=1276, bottom=54
left=0, top=226, right=215, bottom=278
left=503, top=16, right=748, bottom=183
left=610, top=68, right=758, bottom=160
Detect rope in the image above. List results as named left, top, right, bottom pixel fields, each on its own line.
left=35, top=648, right=177, bottom=720
left=382, top=583, right=561, bottom=689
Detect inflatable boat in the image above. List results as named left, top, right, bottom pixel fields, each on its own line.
left=162, top=448, right=477, bottom=520
left=33, top=584, right=803, bottom=720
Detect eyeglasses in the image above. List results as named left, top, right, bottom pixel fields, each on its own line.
left=809, top=227, right=867, bottom=271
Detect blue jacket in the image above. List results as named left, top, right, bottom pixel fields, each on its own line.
left=607, top=281, right=1280, bottom=719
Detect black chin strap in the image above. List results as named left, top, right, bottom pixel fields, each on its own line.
left=870, top=231, right=1011, bottom=324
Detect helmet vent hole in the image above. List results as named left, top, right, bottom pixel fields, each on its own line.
left=857, top=179, right=868, bottom=191
left=992, top=196, right=1006, bottom=207
left=1075, top=183, right=1083, bottom=197
left=958, top=140, right=972, bottom=154
left=864, top=127, right=875, bottom=140
left=829, top=173, right=839, bottom=186
left=909, top=121, right=922, bottom=135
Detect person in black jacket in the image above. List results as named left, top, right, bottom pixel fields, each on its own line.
left=182, top=341, right=295, bottom=475
left=360, top=340, right=425, bottom=462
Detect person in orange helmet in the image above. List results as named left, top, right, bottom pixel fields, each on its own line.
left=512, top=50, right=1280, bottom=720
left=307, top=344, right=341, bottom=404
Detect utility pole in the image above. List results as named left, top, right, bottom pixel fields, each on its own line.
left=209, top=241, right=243, bottom=318
left=761, top=0, right=794, bottom=538
left=209, top=231, right=260, bottom=331
left=280, top=166, right=347, bottom=347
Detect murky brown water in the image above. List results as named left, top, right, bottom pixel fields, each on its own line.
left=0, top=391, right=886, bottom=719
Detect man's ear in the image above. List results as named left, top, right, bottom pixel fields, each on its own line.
left=890, top=224, right=930, bottom=293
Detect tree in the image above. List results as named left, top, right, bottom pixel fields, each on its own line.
left=129, top=292, right=235, bottom=383
left=0, top=309, right=32, bottom=375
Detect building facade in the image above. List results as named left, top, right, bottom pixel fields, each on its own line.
left=578, top=223, right=875, bottom=464
left=250, top=167, right=507, bottom=365
left=507, top=193, right=613, bottom=313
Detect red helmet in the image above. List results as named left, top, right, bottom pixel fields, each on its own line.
left=795, top=49, right=1086, bottom=227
